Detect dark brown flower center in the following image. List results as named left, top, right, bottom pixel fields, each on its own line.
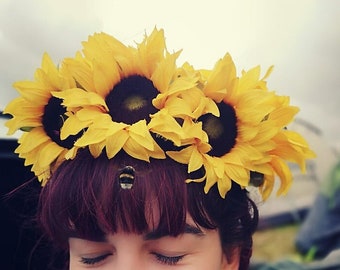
left=105, top=75, right=158, bottom=125
left=43, top=97, right=82, bottom=149
left=198, top=102, right=237, bottom=157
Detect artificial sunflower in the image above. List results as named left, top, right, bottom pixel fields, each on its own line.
left=168, top=53, right=315, bottom=199
left=4, top=53, right=80, bottom=184
left=55, top=28, right=201, bottom=161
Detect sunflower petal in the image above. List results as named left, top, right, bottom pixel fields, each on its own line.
left=89, top=141, right=106, bottom=158
left=75, top=126, right=107, bottom=146
left=128, top=121, right=154, bottom=150
left=167, top=147, right=193, bottom=165
left=270, top=156, right=292, bottom=195
left=137, top=28, right=166, bottom=77
left=187, top=148, right=204, bottom=172
left=123, top=138, right=151, bottom=162
left=15, top=127, right=50, bottom=153
left=203, top=54, right=235, bottom=102
left=13, top=81, right=51, bottom=103
left=37, top=141, right=64, bottom=168
left=92, top=58, right=120, bottom=97
left=60, top=114, right=90, bottom=140
left=151, top=52, right=178, bottom=93
left=63, top=56, right=96, bottom=92
left=53, top=89, right=108, bottom=110
left=106, top=130, right=129, bottom=158
left=149, top=110, right=184, bottom=146
left=217, top=176, right=232, bottom=198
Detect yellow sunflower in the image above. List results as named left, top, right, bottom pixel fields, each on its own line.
left=54, top=28, right=201, bottom=161
left=4, top=28, right=315, bottom=196
left=4, top=53, right=80, bottom=184
left=168, top=53, right=315, bottom=198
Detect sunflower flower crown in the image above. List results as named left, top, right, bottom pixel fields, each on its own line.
left=4, top=28, right=315, bottom=199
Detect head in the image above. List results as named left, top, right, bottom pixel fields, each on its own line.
left=38, top=149, right=258, bottom=269
left=5, top=27, right=315, bottom=270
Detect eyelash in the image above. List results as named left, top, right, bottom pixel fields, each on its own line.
left=80, top=253, right=112, bottom=265
left=80, top=252, right=184, bottom=266
left=152, top=252, right=184, bottom=265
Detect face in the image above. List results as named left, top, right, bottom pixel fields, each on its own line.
left=69, top=217, right=239, bottom=270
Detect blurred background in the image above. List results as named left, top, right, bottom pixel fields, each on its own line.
left=0, top=0, right=339, bottom=269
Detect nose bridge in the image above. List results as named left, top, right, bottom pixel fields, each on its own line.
left=110, top=233, right=147, bottom=270
left=117, top=257, right=145, bottom=270
left=115, top=250, right=147, bottom=270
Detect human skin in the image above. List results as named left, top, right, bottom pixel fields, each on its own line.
left=69, top=217, right=239, bottom=270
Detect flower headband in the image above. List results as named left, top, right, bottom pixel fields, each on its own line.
left=4, top=28, right=315, bottom=199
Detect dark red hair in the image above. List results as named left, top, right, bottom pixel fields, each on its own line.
left=38, top=149, right=258, bottom=270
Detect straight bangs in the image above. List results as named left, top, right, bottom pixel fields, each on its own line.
left=38, top=150, right=190, bottom=248
left=39, top=149, right=258, bottom=255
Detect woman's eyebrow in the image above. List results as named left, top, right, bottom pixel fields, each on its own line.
left=144, top=224, right=204, bottom=241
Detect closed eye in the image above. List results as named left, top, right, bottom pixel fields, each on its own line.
left=80, top=253, right=112, bottom=265
left=152, top=252, right=185, bottom=265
